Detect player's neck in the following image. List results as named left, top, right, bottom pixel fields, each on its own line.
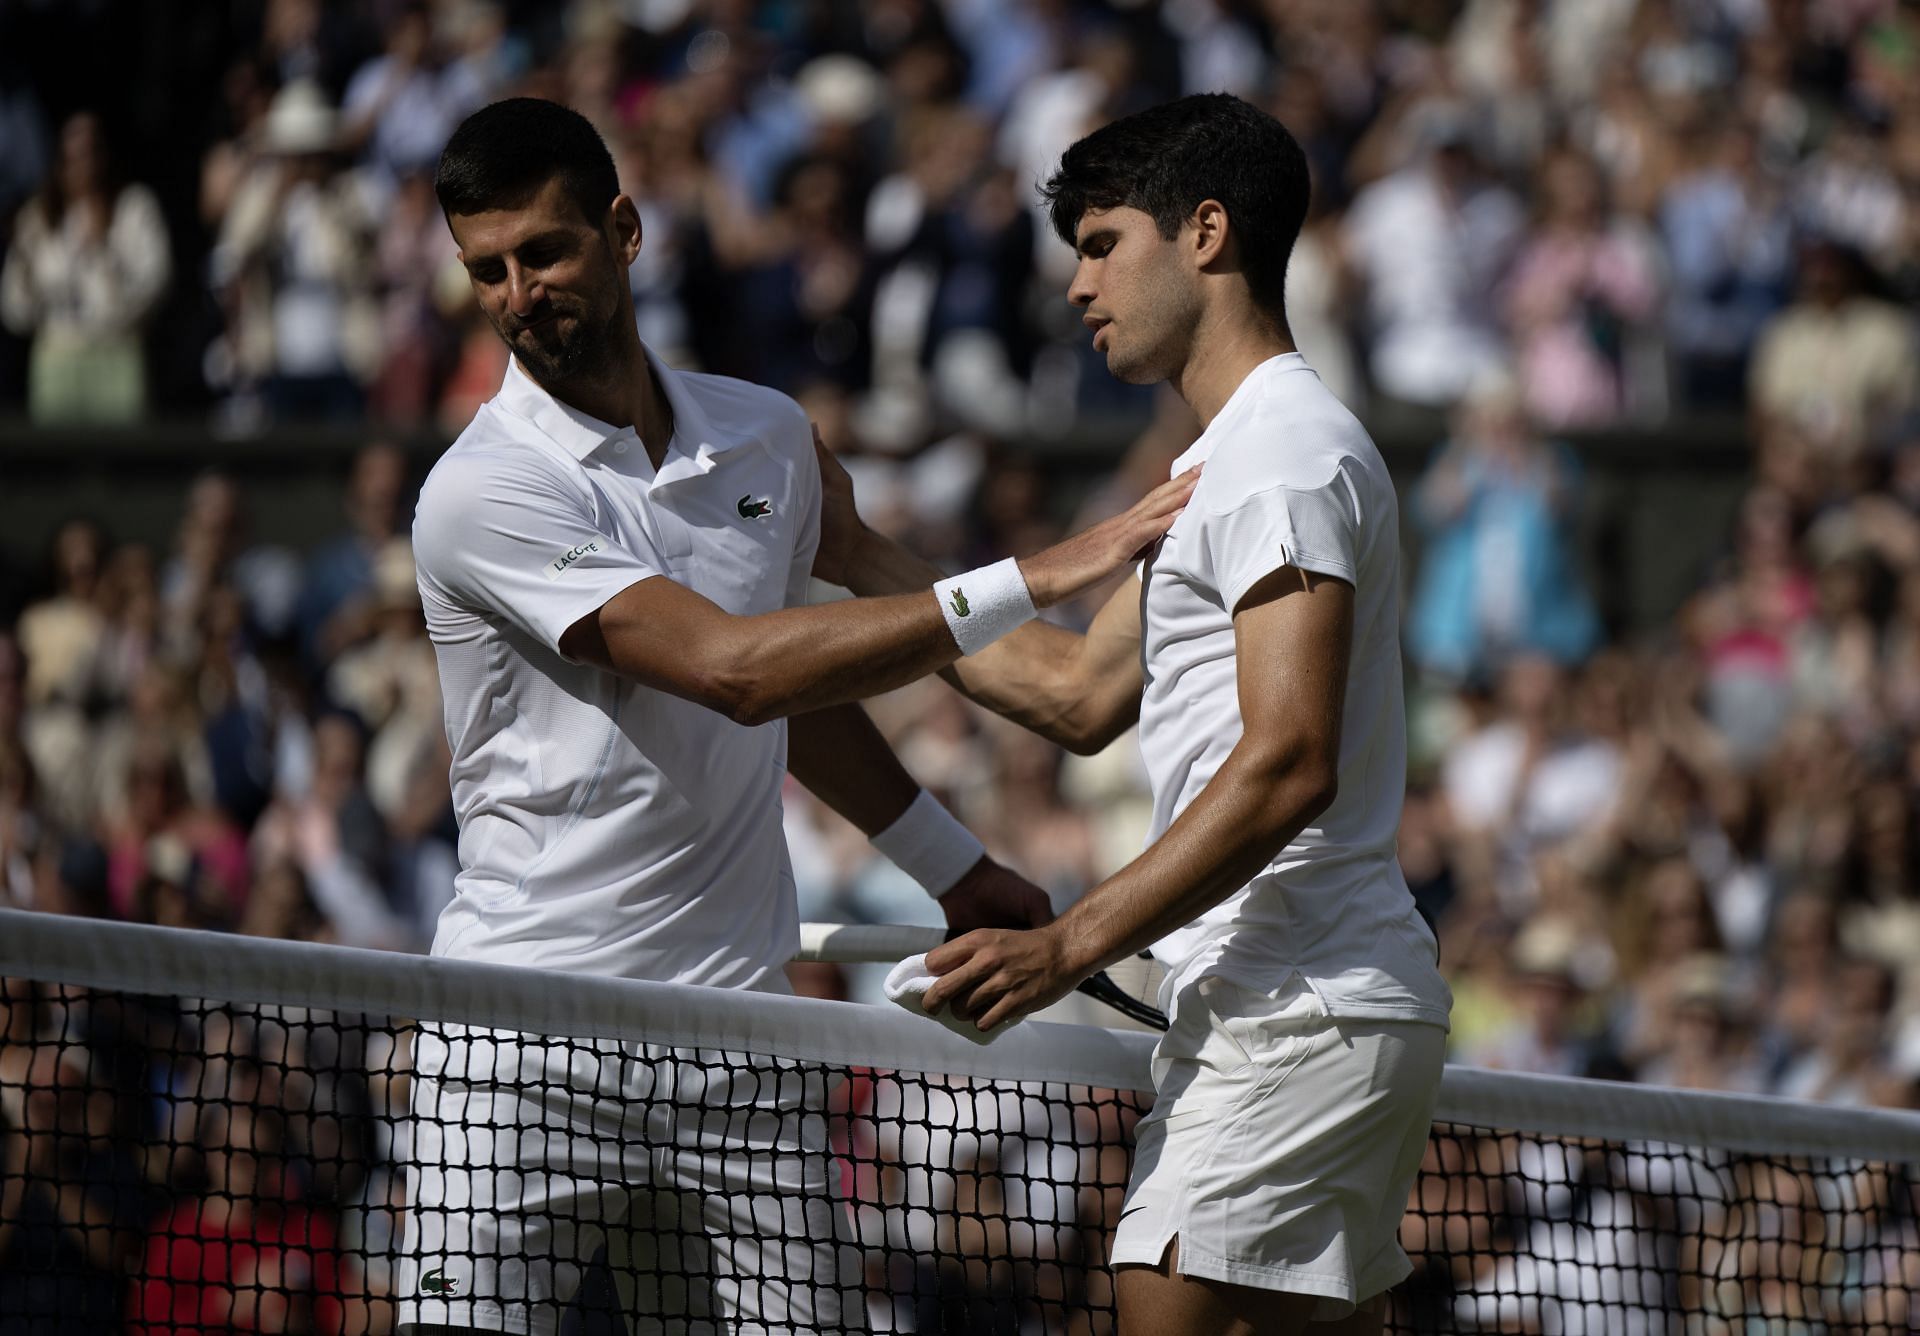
left=548, top=330, right=675, bottom=467
left=1170, top=310, right=1296, bottom=429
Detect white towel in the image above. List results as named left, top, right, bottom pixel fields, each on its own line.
left=883, top=953, right=1005, bottom=1045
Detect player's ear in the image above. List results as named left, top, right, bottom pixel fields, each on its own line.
left=609, top=195, right=643, bottom=265
left=1189, top=199, right=1231, bottom=269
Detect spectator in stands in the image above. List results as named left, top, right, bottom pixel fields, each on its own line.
left=1442, top=654, right=1623, bottom=911
left=1796, top=114, right=1908, bottom=275
left=250, top=710, right=410, bottom=950
left=1752, top=891, right=1840, bottom=1079
left=1610, top=858, right=1730, bottom=1068
left=294, top=442, right=410, bottom=674
left=207, top=80, right=379, bottom=424
left=90, top=540, right=164, bottom=717
left=1632, top=952, right=1768, bottom=1092
left=324, top=540, right=440, bottom=824
left=340, top=3, right=492, bottom=204
left=0, top=111, right=171, bottom=423
left=369, top=168, right=461, bottom=421
left=103, top=737, right=248, bottom=925
left=1775, top=955, right=1898, bottom=1107
left=1457, top=915, right=1622, bottom=1079
left=729, top=149, right=872, bottom=393
left=0, top=980, right=152, bottom=1335
left=131, top=1102, right=364, bottom=1335
left=14, top=520, right=109, bottom=834
left=1660, top=121, right=1793, bottom=407
left=159, top=472, right=303, bottom=650
left=1683, top=486, right=1816, bottom=767
left=1750, top=238, right=1918, bottom=458
left=1789, top=543, right=1883, bottom=730
left=865, top=102, right=1035, bottom=442
left=1406, top=369, right=1601, bottom=683
left=238, top=857, right=329, bottom=944
left=1501, top=143, right=1663, bottom=428
left=1342, top=104, right=1523, bottom=407
left=0, top=736, right=33, bottom=910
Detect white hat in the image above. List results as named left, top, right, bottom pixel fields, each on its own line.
left=795, top=55, right=886, bottom=126
left=261, top=79, right=340, bottom=156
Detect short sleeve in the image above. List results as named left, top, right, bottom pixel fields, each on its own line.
left=784, top=418, right=823, bottom=610
left=1202, top=468, right=1360, bottom=616
left=413, top=452, right=666, bottom=654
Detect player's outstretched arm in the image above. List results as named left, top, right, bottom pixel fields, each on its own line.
left=921, top=566, right=1353, bottom=1032
left=557, top=469, right=1194, bottom=726
left=812, top=431, right=1151, bottom=754
left=788, top=706, right=1053, bottom=932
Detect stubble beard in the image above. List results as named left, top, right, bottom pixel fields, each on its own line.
left=1104, top=277, right=1199, bottom=386
left=499, top=302, right=624, bottom=392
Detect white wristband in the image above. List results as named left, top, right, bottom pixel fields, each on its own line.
left=870, top=790, right=986, bottom=898
left=933, top=558, right=1037, bottom=656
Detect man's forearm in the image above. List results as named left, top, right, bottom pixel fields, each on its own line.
left=577, top=578, right=970, bottom=726
left=840, top=527, right=1114, bottom=749
left=788, top=705, right=919, bottom=835
left=840, top=526, right=945, bottom=598
left=724, top=591, right=970, bottom=724
left=1052, top=743, right=1338, bottom=977
left=577, top=468, right=1191, bottom=725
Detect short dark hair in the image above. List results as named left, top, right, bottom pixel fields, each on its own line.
left=1041, top=93, right=1310, bottom=319
left=435, top=98, right=620, bottom=224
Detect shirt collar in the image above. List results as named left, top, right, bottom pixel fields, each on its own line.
left=1169, top=352, right=1309, bottom=475
left=494, top=342, right=728, bottom=476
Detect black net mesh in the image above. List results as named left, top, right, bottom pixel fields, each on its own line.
left=1, top=977, right=1915, bottom=1334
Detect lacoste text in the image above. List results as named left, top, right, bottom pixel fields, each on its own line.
left=546, top=541, right=601, bottom=580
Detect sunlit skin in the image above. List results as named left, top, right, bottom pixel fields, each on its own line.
left=1066, top=203, right=1298, bottom=428
left=1068, top=207, right=1203, bottom=385
left=447, top=177, right=675, bottom=462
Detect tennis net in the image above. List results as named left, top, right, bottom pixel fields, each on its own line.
left=1, top=908, right=1915, bottom=1334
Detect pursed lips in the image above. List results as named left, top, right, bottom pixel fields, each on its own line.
left=511, top=311, right=562, bottom=335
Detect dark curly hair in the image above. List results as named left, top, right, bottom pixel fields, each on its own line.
left=1041, top=93, right=1310, bottom=321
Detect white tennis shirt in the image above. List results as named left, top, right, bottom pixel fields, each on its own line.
left=411, top=349, right=819, bottom=988
left=1139, top=353, right=1452, bottom=1028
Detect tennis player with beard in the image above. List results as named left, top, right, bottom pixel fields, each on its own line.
left=396, top=98, right=1192, bottom=1334
left=830, top=94, right=1452, bottom=1334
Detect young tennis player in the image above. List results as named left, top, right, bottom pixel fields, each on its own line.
left=830, top=93, right=1452, bottom=1334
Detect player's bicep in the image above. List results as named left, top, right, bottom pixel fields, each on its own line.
left=559, top=574, right=745, bottom=706
left=1230, top=566, right=1352, bottom=780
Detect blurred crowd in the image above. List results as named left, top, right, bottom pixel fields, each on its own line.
left=3, top=0, right=1920, bottom=1331
left=3, top=0, right=1918, bottom=437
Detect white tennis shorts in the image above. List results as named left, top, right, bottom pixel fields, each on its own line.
left=1109, top=974, right=1445, bottom=1320
left=394, top=1024, right=862, bottom=1335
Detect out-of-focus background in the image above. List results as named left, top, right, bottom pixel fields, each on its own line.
left=4, top=0, right=1920, bottom=1116
left=6, top=2, right=1920, bottom=1330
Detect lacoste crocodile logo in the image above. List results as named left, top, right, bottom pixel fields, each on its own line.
left=421, top=1267, right=459, bottom=1296
left=737, top=495, right=772, bottom=519
left=948, top=588, right=970, bottom=617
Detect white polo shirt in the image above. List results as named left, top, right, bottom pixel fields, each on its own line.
left=1139, top=353, right=1451, bottom=1028
left=411, top=348, right=819, bottom=988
